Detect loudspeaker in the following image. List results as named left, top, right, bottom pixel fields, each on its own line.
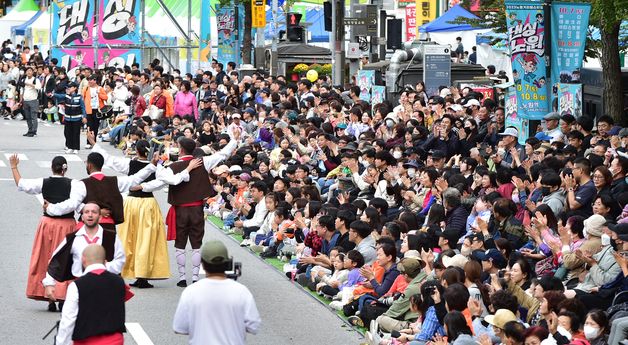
left=387, top=19, right=402, bottom=50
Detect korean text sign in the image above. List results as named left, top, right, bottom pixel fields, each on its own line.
left=52, top=0, right=95, bottom=46
left=550, top=2, right=590, bottom=85
left=99, top=0, right=141, bottom=44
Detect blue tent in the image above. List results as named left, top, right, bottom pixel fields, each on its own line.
left=264, top=7, right=329, bottom=43
left=419, top=4, right=480, bottom=33
left=11, top=10, right=43, bottom=36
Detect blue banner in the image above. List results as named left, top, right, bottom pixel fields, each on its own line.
left=558, top=83, right=583, bottom=118
left=200, top=0, right=212, bottom=67
left=550, top=2, right=590, bottom=85
left=216, top=6, right=237, bottom=66
left=505, top=1, right=549, bottom=120
left=52, top=0, right=95, bottom=46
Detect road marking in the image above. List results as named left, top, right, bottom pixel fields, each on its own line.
left=125, top=322, right=155, bottom=345
left=36, top=161, right=50, bottom=168
left=0, top=178, right=14, bottom=181
left=62, top=154, right=83, bottom=162
left=4, top=153, right=28, bottom=161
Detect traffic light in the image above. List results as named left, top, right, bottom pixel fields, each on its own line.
left=323, top=1, right=332, bottom=32
left=286, top=12, right=304, bottom=42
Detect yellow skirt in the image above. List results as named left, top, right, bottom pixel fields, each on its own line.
left=118, top=196, right=171, bottom=279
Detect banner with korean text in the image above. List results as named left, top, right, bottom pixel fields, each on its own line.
left=405, top=4, right=417, bottom=41
left=99, top=0, right=141, bottom=44
left=558, top=83, right=583, bottom=118
left=505, top=89, right=529, bottom=145
left=415, top=0, right=437, bottom=33
left=550, top=2, right=590, bottom=84
left=216, top=6, right=237, bottom=66
left=505, top=1, right=549, bottom=120
left=357, top=70, right=375, bottom=102
left=52, top=48, right=139, bottom=79
left=52, top=0, right=95, bottom=46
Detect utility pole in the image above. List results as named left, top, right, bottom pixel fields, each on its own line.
left=332, top=0, right=344, bottom=85
left=348, top=0, right=359, bottom=81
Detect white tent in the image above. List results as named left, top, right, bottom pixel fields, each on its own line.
left=0, top=10, right=39, bottom=40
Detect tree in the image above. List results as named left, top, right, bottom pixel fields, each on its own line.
left=459, top=0, right=627, bottom=125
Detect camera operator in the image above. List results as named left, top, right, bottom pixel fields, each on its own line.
left=173, top=240, right=260, bottom=345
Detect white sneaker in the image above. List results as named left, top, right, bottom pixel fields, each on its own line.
left=73, top=150, right=79, bottom=154
left=329, top=301, right=343, bottom=311
left=85, top=144, right=92, bottom=149
left=64, top=148, right=73, bottom=154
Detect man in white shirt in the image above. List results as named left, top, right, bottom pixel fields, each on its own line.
left=173, top=240, right=260, bottom=345
left=21, top=66, right=42, bottom=137
left=44, top=203, right=126, bottom=304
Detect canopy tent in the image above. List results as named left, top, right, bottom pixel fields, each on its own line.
left=11, top=10, right=43, bottom=36
left=0, top=0, right=40, bottom=39
left=418, top=4, right=480, bottom=33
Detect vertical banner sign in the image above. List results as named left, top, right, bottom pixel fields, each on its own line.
left=558, top=83, right=583, bottom=118
left=505, top=1, right=549, bottom=120
left=505, top=88, right=529, bottom=145
left=251, top=0, right=266, bottom=28
left=371, top=86, right=386, bottom=109
left=405, top=4, right=417, bottom=41
left=200, top=0, right=212, bottom=65
left=550, top=2, right=590, bottom=85
left=52, top=48, right=139, bottom=79
left=415, top=0, right=437, bottom=35
left=357, top=70, right=375, bottom=102
left=51, top=0, right=95, bottom=46
left=216, top=6, right=237, bottom=66
left=99, top=0, right=140, bottom=44
left=423, top=45, right=451, bottom=97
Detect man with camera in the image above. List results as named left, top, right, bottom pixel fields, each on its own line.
left=173, top=240, right=260, bottom=345
left=19, top=66, right=41, bottom=137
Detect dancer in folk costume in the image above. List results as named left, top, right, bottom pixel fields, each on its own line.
left=9, top=154, right=78, bottom=311
left=87, top=132, right=170, bottom=288
left=157, top=128, right=241, bottom=287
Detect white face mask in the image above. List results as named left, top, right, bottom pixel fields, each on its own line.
left=116, top=82, right=122, bottom=87
left=601, top=233, right=611, bottom=246
left=556, top=326, right=572, bottom=340
left=393, top=151, right=402, bottom=160
left=408, top=168, right=416, bottom=178
left=583, top=325, right=599, bottom=340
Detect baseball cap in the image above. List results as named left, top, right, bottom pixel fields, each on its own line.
left=231, top=113, right=241, bottom=119
left=544, top=112, right=560, bottom=121
left=607, top=222, right=628, bottom=241
left=463, top=99, right=480, bottom=107
left=67, top=82, right=78, bottom=88
left=498, top=127, right=519, bottom=137
left=441, top=254, right=469, bottom=269
left=435, top=228, right=459, bottom=245
left=397, top=257, right=425, bottom=276
left=200, top=240, right=231, bottom=265
left=212, top=164, right=229, bottom=175
left=228, top=165, right=242, bottom=172
left=475, top=248, right=507, bottom=269
left=619, top=128, right=628, bottom=139
left=447, top=104, right=463, bottom=112
left=535, top=132, right=553, bottom=142
left=484, top=309, right=518, bottom=329
left=429, top=150, right=446, bottom=160
left=238, top=172, right=252, bottom=181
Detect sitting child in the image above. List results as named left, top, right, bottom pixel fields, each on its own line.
left=328, top=250, right=366, bottom=310
left=43, top=99, right=59, bottom=123
left=309, top=246, right=344, bottom=290
left=317, top=252, right=348, bottom=296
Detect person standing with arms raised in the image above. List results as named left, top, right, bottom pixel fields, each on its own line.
left=157, top=128, right=241, bottom=287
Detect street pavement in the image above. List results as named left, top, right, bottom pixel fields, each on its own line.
left=0, top=119, right=363, bottom=345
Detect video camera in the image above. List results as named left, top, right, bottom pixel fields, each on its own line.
left=225, top=262, right=242, bottom=281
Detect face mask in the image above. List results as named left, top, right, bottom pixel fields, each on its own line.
left=116, top=82, right=122, bottom=87
left=512, top=193, right=520, bottom=204
left=393, top=151, right=402, bottom=160
left=583, top=325, right=599, bottom=340
left=601, top=233, right=611, bottom=246
left=541, top=186, right=552, bottom=197
left=408, top=168, right=416, bottom=178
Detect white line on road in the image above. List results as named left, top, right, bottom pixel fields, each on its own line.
left=62, top=154, right=83, bottom=162
left=125, top=322, right=155, bottom=345
left=4, top=153, right=28, bottom=161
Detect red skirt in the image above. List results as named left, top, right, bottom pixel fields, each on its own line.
left=26, top=216, right=77, bottom=301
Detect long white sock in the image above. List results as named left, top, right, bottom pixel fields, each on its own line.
left=191, top=249, right=201, bottom=281
left=175, top=248, right=186, bottom=282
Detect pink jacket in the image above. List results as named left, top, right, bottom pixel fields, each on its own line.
left=173, top=91, right=198, bottom=119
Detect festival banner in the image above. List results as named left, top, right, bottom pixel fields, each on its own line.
left=52, top=48, right=139, bottom=79
left=405, top=4, right=417, bottom=41
left=415, top=0, right=437, bottom=30
left=51, top=0, right=95, bottom=46
left=505, top=1, right=549, bottom=120
left=371, top=86, right=386, bottom=109
left=558, top=83, right=583, bottom=118
left=550, top=2, right=590, bottom=85
left=357, top=70, right=375, bottom=102
left=216, top=6, right=237, bottom=66
left=99, top=0, right=141, bottom=44
left=200, top=0, right=213, bottom=66
left=505, top=88, right=529, bottom=145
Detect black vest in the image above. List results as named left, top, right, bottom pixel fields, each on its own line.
left=82, top=176, right=125, bottom=224
left=73, top=271, right=126, bottom=341
left=64, top=93, right=83, bottom=116
left=47, top=230, right=116, bottom=282
left=42, top=177, right=74, bottom=218
left=167, top=159, right=211, bottom=205
left=127, top=160, right=155, bottom=198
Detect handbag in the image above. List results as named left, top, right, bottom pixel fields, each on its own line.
left=147, top=104, right=163, bottom=120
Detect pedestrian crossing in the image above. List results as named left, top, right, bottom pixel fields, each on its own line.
left=0, top=153, right=83, bottom=169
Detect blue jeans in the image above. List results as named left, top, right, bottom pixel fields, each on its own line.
left=317, top=177, right=335, bottom=195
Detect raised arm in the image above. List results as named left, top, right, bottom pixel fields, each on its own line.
left=88, top=132, right=130, bottom=174
left=202, top=127, right=241, bottom=171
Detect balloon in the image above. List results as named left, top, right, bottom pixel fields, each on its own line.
left=306, top=69, right=318, bottom=82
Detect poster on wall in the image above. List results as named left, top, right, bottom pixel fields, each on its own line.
left=216, top=6, right=237, bottom=66
left=53, top=48, right=139, bottom=78
left=99, top=0, right=141, bottom=44
left=505, top=88, right=529, bottom=145
left=558, top=83, right=582, bottom=118
left=52, top=0, right=95, bottom=46
left=357, top=70, right=375, bottom=102
left=199, top=0, right=213, bottom=67
left=505, top=1, right=549, bottom=120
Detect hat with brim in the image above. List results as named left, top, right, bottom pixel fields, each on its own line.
left=201, top=240, right=231, bottom=265
left=607, top=222, right=628, bottom=241
left=583, top=214, right=606, bottom=237
left=441, top=254, right=469, bottom=269
left=212, top=164, right=229, bottom=175
left=397, top=257, right=425, bottom=276
left=535, top=132, right=553, bottom=142
left=498, top=127, right=519, bottom=137
left=544, top=112, right=560, bottom=121
left=484, top=309, right=517, bottom=329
